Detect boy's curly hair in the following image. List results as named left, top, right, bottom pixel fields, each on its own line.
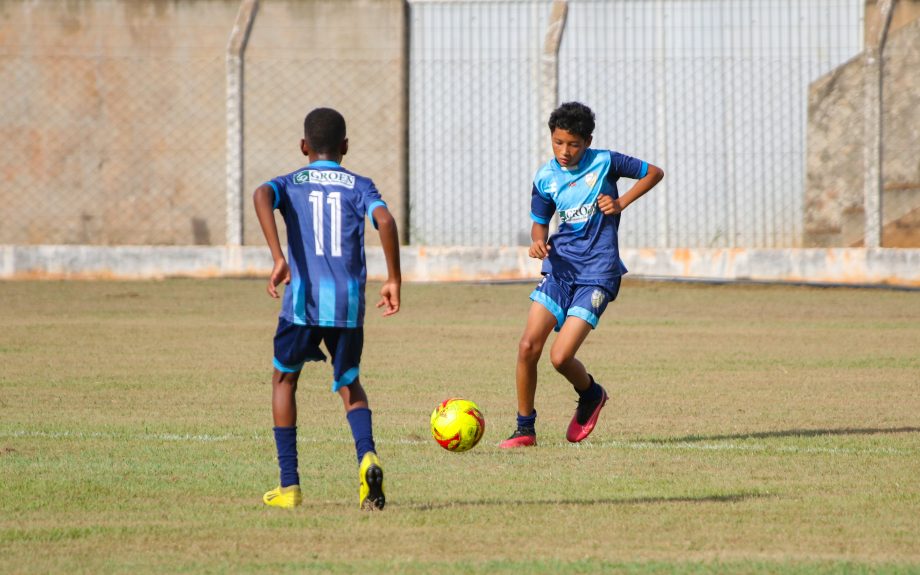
left=548, top=102, right=595, bottom=140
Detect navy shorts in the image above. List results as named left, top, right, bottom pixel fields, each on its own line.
left=273, top=317, right=364, bottom=392
left=530, top=275, right=622, bottom=331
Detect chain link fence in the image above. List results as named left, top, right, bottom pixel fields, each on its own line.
left=408, top=1, right=553, bottom=247
left=0, top=50, right=226, bottom=245
left=241, top=0, right=406, bottom=248
left=1, top=0, right=916, bottom=251
left=408, top=0, right=868, bottom=248
left=804, top=9, right=920, bottom=248
left=0, top=0, right=230, bottom=246
left=880, top=16, right=920, bottom=247
left=0, top=0, right=405, bottom=249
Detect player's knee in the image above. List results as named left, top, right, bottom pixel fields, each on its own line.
left=549, top=349, right=573, bottom=371
left=517, top=338, right=543, bottom=363
left=274, top=371, right=299, bottom=388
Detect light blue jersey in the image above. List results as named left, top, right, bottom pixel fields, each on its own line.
left=267, top=160, right=387, bottom=328
left=530, top=148, right=648, bottom=282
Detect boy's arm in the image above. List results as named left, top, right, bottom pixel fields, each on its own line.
left=372, top=205, right=401, bottom=316
left=598, top=163, right=664, bottom=215
left=529, top=221, right=550, bottom=259
left=253, top=184, right=290, bottom=299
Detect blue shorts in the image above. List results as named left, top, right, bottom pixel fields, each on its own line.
left=273, top=318, right=364, bottom=392
left=530, top=275, right=622, bottom=331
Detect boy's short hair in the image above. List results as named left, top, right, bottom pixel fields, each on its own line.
left=548, top=102, right=595, bottom=140
left=304, top=108, right=347, bottom=154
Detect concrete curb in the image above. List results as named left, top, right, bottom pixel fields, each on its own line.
left=1, top=245, right=918, bottom=288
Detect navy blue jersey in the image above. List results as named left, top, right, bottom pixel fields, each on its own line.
left=267, top=160, right=386, bottom=328
left=530, top=149, right=648, bottom=281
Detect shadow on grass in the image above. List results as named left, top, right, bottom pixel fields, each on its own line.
left=401, top=491, right=769, bottom=511
left=644, top=426, right=920, bottom=444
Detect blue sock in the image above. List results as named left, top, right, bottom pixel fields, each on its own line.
left=577, top=376, right=603, bottom=402
left=346, top=407, right=376, bottom=464
left=273, top=426, right=299, bottom=487
left=516, top=409, right=536, bottom=432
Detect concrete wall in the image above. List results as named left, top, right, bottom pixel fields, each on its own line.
left=0, top=0, right=407, bottom=247
left=865, top=0, right=920, bottom=42
left=0, top=0, right=238, bottom=245
left=805, top=16, right=920, bottom=247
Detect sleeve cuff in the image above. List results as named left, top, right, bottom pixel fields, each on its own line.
left=367, top=200, right=387, bottom=229
left=267, top=181, right=281, bottom=209
left=530, top=212, right=551, bottom=225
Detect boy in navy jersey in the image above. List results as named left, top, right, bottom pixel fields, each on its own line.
left=500, top=102, right=664, bottom=448
left=253, top=108, right=401, bottom=509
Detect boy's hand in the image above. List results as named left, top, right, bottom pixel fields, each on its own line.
left=376, top=279, right=401, bottom=317
left=267, top=258, right=290, bottom=298
left=597, top=194, right=626, bottom=215
left=529, top=239, right=551, bottom=260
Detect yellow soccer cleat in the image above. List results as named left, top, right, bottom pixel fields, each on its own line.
left=262, top=485, right=303, bottom=509
left=358, top=452, right=385, bottom=511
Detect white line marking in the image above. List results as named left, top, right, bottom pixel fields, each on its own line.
left=0, top=430, right=914, bottom=456
left=573, top=440, right=909, bottom=456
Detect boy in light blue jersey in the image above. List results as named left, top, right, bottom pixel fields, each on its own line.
left=500, top=102, right=664, bottom=448
left=253, top=108, right=402, bottom=509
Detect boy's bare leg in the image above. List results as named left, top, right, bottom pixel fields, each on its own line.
left=549, top=316, right=594, bottom=392
left=272, top=369, right=300, bottom=427
left=553, top=316, right=609, bottom=443
left=515, top=302, right=558, bottom=416
left=338, top=379, right=369, bottom=412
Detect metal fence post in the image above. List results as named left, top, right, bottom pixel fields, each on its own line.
left=654, top=0, right=669, bottom=248
left=541, top=1, right=567, bottom=236
left=226, top=0, right=258, bottom=247
left=540, top=0, right=568, bottom=147
left=864, top=0, right=895, bottom=248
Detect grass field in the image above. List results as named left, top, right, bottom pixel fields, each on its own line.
left=1, top=278, right=919, bottom=574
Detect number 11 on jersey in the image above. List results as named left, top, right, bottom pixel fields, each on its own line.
left=308, top=190, right=342, bottom=257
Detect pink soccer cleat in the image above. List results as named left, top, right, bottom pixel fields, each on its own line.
left=499, top=428, right=537, bottom=449
left=566, top=384, right=608, bottom=443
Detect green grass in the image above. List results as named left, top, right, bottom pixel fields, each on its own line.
left=1, top=279, right=919, bottom=573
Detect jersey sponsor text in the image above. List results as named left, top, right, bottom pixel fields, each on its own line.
left=293, top=170, right=356, bottom=189
left=558, top=201, right=598, bottom=224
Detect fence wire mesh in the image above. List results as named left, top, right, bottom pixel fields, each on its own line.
left=879, top=17, right=920, bottom=247
left=2, top=0, right=917, bottom=251
left=242, top=58, right=406, bottom=248
left=803, top=10, right=920, bottom=248
left=0, top=52, right=225, bottom=245
left=409, top=0, right=866, bottom=248
left=408, top=1, right=552, bottom=247
left=241, top=1, right=406, bottom=248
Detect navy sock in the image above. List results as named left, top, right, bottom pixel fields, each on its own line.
left=516, top=409, right=536, bottom=432
left=273, top=426, right=299, bottom=487
left=577, top=377, right=603, bottom=402
left=346, top=407, right=376, bottom=464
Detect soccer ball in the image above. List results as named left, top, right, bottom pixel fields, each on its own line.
left=430, top=398, right=485, bottom=452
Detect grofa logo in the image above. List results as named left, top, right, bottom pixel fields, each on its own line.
left=591, top=289, right=605, bottom=310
